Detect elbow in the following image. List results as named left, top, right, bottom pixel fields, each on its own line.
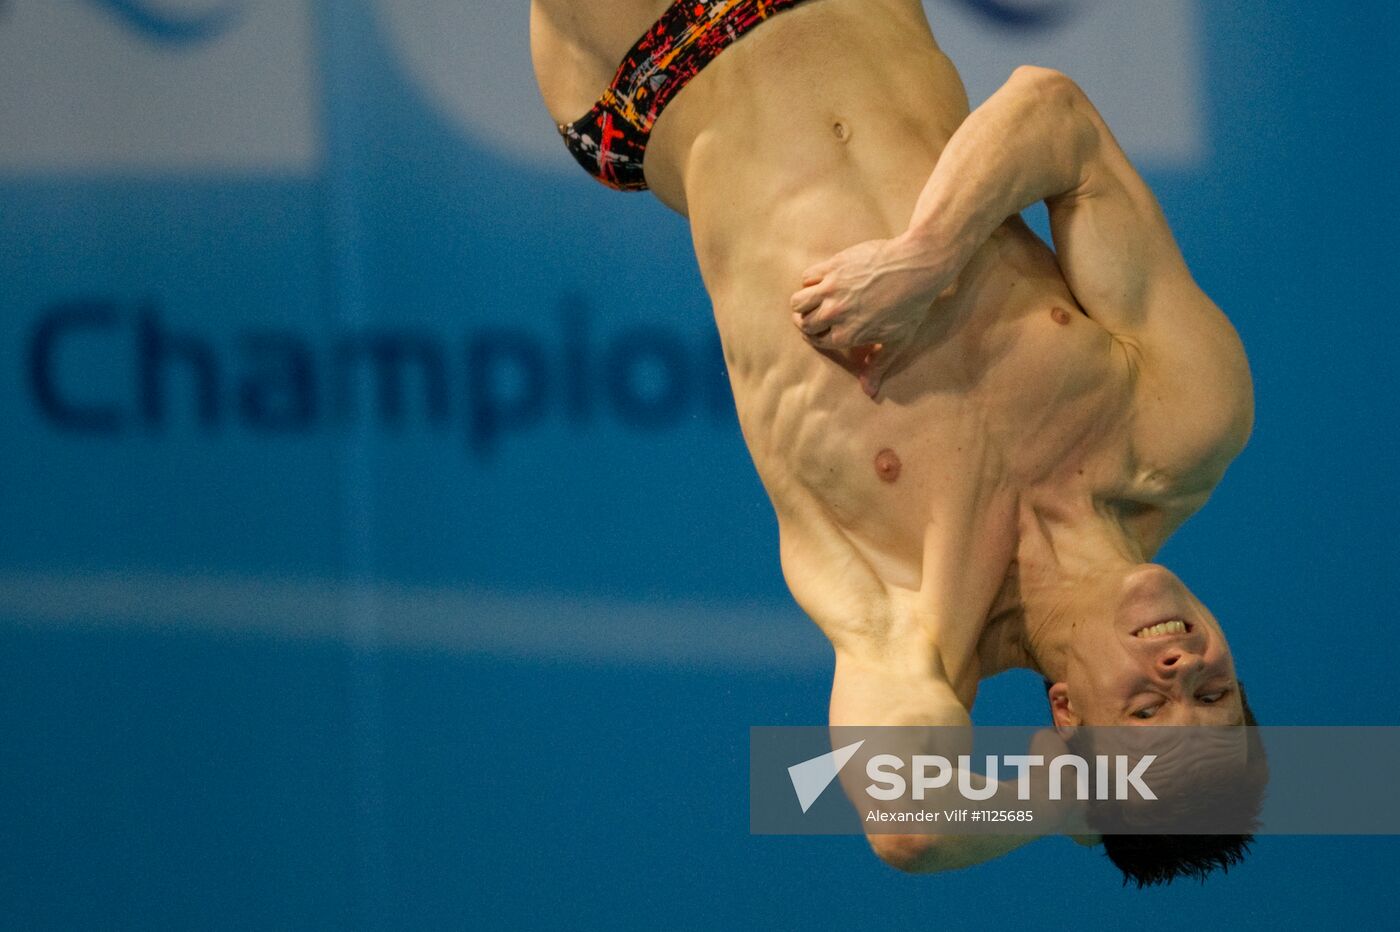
left=866, top=833, right=947, bottom=874
left=1010, top=66, right=1093, bottom=125
left=1009, top=65, right=1099, bottom=164
left=1010, top=65, right=1082, bottom=105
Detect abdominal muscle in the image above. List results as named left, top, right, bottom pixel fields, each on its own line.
left=642, top=0, right=1132, bottom=637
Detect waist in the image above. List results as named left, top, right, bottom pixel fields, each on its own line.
left=642, top=0, right=966, bottom=208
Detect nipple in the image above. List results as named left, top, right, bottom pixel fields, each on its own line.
left=1051, top=306, right=1072, bottom=326
left=874, top=448, right=902, bottom=483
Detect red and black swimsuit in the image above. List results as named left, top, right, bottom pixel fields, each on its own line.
left=557, top=0, right=813, bottom=192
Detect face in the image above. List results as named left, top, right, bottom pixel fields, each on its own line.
left=1048, top=564, right=1244, bottom=727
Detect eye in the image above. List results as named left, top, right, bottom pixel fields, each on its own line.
left=1197, top=689, right=1229, bottom=704
left=1131, top=705, right=1161, bottom=720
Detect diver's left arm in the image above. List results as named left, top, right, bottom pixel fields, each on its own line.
left=791, top=66, right=1254, bottom=440
left=790, top=65, right=1092, bottom=391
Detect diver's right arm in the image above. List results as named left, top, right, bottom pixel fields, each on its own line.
left=830, top=649, right=1083, bottom=873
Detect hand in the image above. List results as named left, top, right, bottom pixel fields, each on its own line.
left=789, top=234, right=957, bottom=397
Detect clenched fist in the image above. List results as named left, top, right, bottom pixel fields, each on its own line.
left=789, top=232, right=959, bottom=397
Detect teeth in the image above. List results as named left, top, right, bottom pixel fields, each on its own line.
left=1135, top=620, right=1188, bottom=638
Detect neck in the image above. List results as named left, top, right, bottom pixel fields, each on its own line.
left=1002, top=495, right=1145, bottom=682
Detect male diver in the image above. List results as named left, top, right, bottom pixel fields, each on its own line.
left=532, top=0, right=1258, bottom=883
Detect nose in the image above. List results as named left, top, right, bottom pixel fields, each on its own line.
left=1157, top=649, right=1206, bottom=680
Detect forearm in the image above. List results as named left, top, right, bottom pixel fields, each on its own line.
left=899, top=66, right=1097, bottom=259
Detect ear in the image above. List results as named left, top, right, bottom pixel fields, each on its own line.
left=1047, top=682, right=1081, bottom=732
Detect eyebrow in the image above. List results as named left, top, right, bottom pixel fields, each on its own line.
left=1129, top=699, right=1244, bottom=726
left=1201, top=702, right=1245, bottom=727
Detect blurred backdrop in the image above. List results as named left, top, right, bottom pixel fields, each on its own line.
left=1, top=0, right=1397, bottom=927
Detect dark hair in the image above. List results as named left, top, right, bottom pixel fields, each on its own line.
left=1043, top=680, right=1266, bottom=887
left=1100, top=685, right=1264, bottom=888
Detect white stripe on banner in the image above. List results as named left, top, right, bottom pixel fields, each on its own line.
left=0, top=571, right=830, bottom=671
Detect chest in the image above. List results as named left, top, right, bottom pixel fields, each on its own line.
left=973, top=300, right=1129, bottom=480
left=792, top=310, right=1122, bottom=549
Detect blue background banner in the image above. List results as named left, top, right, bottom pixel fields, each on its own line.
left=2, top=0, right=1398, bottom=927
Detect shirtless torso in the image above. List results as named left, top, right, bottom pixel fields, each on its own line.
left=531, top=0, right=1252, bottom=729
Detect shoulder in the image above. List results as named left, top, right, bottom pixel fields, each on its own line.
left=1117, top=286, right=1254, bottom=508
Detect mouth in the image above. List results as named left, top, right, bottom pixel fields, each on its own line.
left=1131, top=619, right=1193, bottom=639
